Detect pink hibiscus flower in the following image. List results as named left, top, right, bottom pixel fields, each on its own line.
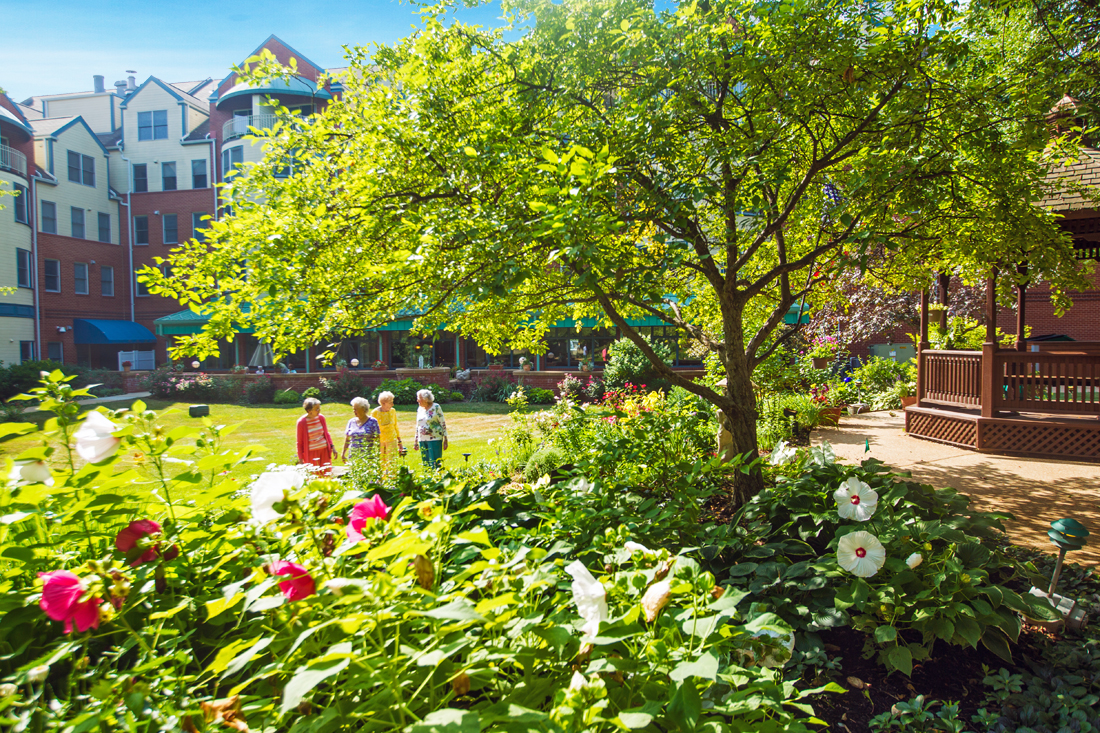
left=270, top=561, right=316, bottom=601
left=346, top=495, right=390, bottom=542
left=114, top=519, right=163, bottom=565
left=39, top=570, right=102, bottom=634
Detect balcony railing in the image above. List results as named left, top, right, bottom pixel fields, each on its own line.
left=222, top=114, right=278, bottom=141
left=0, top=144, right=27, bottom=177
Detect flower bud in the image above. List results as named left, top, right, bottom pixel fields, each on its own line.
left=0, top=683, right=16, bottom=697
left=452, top=671, right=470, bottom=697
left=641, top=579, right=672, bottom=623
left=413, top=555, right=434, bottom=590
left=906, top=553, right=923, bottom=569
left=27, top=665, right=49, bottom=683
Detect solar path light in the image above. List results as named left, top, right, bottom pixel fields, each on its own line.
left=1029, top=518, right=1089, bottom=631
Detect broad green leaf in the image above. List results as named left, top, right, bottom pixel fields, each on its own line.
left=223, top=636, right=273, bottom=678
left=874, top=625, right=897, bottom=643
left=667, top=680, right=702, bottom=731
left=669, top=652, right=719, bottom=682
left=280, top=642, right=352, bottom=713
left=886, top=645, right=913, bottom=676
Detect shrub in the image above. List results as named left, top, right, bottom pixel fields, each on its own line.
left=372, top=377, right=426, bottom=405
left=523, top=443, right=568, bottom=481
left=582, top=375, right=605, bottom=403
left=470, top=373, right=517, bottom=402
left=244, top=376, right=276, bottom=404
left=0, top=359, right=76, bottom=400
left=273, top=388, right=301, bottom=405
left=302, top=386, right=321, bottom=399
left=526, top=387, right=556, bottom=404
left=557, top=373, right=585, bottom=402
left=602, top=336, right=673, bottom=392
left=326, top=368, right=366, bottom=401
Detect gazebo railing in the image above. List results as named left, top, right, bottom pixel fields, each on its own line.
left=919, top=350, right=982, bottom=408
left=995, top=350, right=1100, bottom=415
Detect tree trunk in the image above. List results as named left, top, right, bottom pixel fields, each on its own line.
left=720, top=350, right=765, bottom=508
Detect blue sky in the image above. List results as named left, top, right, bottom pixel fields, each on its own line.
left=0, top=0, right=508, bottom=103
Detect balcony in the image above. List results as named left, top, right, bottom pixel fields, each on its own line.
left=0, top=144, right=27, bottom=178
left=222, top=114, right=278, bottom=142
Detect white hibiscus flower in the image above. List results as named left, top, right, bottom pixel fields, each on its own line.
left=73, top=411, right=121, bottom=464
left=769, top=440, right=798, bottom=466
left=564, top=560, right=607, bottom=640
left=833, top=477, right=879, bottom=522
left=906, top=552, right=923, bottom=569
left=249, top=467, right=305, bottom=525
left=837, top=531, right=886, bottom=578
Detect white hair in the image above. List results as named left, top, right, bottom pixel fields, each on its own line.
left=377, top=391, right=395, bottom=404
left=416, top=389, right=435, bottom=404
left=350, top=396, right=371, bottom=410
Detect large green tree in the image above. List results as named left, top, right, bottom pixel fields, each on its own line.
left=151, top=0, right=1086, bottom=503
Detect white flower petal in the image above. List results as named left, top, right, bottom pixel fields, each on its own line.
left=565, top=560, right=607, bottom=640
left=769, top=440, right=797, bottom=466
left=19, top=461, right=53, bottom=485
left=623, top=541, right=653, bottom=555
left=837, top=531, right=886, bottom=578
left=249, top=467, right=303, bottom=525
left=906, top=553, right=923, bottom=569
left=834, top=477, right=878, bottom=522
left=73, top=412, right=121, bottom=464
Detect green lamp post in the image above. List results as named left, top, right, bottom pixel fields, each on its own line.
left=1030, top=518, right=1090, bottom=631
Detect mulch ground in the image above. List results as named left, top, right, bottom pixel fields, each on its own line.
left=805, top=626, right=1039, bottom=730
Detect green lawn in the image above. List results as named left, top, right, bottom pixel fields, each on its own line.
left=2, top=397, right=528, bottom=499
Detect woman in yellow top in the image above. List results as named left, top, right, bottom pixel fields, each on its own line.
left=370, top=391, right=403, bottom=466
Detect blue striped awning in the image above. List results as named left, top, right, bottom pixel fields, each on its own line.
left=73, top=319, right=156, bottom=345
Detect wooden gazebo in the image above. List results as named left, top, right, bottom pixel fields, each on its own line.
left=906, top=148, right=1100, bottom=461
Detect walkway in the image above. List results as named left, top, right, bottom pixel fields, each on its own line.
left=813, top=410, right=1100, bottom=567
left=22, top=391, right=152, bottom=414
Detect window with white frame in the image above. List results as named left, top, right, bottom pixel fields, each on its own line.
left=71, top=207, right=85, bottom=239
left=192, top=212, right=209, bottom=243
left=101, top=265, right=114, bottom=296
left=98, top=212, right=111, bottom=243
left=162, top=161, right=177, bottom=191
left=19, top=342, right=35, bottom=363
left=41, top=201, right=56, bottom=233
left=47, top=343, right=63, bottom=362
left=163, top=214, right=178, bottom=244
left=74, top=263, right=89, bottom=295
left=67, top=151, right=95, bottom=186
left=44, top=259, right=60, bottom=292
left=138, top=110, right=168, bottom=140
left=135, top=271, right=150, bottom=297
left=221, top=146, right=243, bottom=180
left=16, top=249, right=31, bottom=288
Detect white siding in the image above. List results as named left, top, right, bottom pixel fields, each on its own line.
left=43, top=95, right=116, bottom=134
left=122, top=84, right=209, bottom=192
left=34, top=124, right=118, bottom=244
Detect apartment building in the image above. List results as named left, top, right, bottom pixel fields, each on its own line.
left=2, top=35, right=335, bottom=369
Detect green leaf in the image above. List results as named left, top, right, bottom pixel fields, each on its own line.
left=667, top=680, right=702, bottom=731
left=280, top=642, right=352, bottom=714
left=223, top=636, right=273, bottom=678
left=616, top=711, right=654, bottom=729
left=874, top=625, right=897, bottom=644
left=669, top=652, right=719, bottom=682
left=205, top=592, right=244, bottom=621
left=421, top=599, right=485, bottom=623
left=980, top=628, right=1013, bottom=664
left=148, top=600, right=191, bottom=620
left=407, top=708, right=480, bottom=733
left=886, top=645, right=913, bottom=676
left=954, top=616, right=981, bottom=648
left=204, top=637, right=259, bottom=676
left=929, top=616, right=955, bottom=642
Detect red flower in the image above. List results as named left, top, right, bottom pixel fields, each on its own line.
left=270, top=561, right=316, bottom=601
left=115, top=519, right=165, bottom=566
left=38, top=570, right=101, bottom=634
left=346, top=495, right=390, bottom=542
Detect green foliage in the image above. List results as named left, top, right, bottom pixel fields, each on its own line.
left=372, top=377, right=426, bottom=405
left=523, top=443, right=567, bottom=482
left=469, top=373, right=518, bottom=403
left=244, top=376, right=277, bottom=404
left=324, top=367, right=366, bottom=402
left=756, top=394, right=827, bottom=447
left=927, top=316, right=1020, bottom=351
left=741, top=453, right=1062, bottom=676
left=869, top=696, right=964, bottom=732
left=602, top=336, right=673, bottom=392
left=752, top=344, right=804, bottom=396
left=0, top=359, right=76, bottom=400
left=273, top=388, right=301, bottom=405
left=525, top=387, right=556, bottom=404
left=302, top=386, right=322, bottom=399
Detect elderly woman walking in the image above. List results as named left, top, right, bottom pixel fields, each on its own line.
left=341, top=396, right=380, bottom=462
left=413, top=388, right=448, bottom=469
left=296, top=397, right=335, bottom=472
left=370, top=390, right=403, bottom=467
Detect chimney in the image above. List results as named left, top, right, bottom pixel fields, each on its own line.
left=127, top=75, right=137, bottom=91
left=93, top=75, right=105, bottom=94
left=114, top=80, right=127, bottom=96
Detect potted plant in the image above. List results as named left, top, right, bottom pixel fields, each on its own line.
left=121, top=360, right=132, bottom=373
left=811, top=384, right=842, bottom=426
left=808, top=335, right=841, bottom=370
left=579, top=356, right=593, bottom=372
left=519, top=356, right=533, bottom=372
left=488, top=360, right=504, bottom=372
left=371, top=359, right=388, bottom=371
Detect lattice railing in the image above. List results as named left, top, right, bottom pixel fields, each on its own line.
left=906, top=410, right=978, bottom=448
left=920, top=350, right=982, bottom=408
left=995, top=352, right=1100, bottom=415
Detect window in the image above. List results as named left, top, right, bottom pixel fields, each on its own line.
left=71, top=207, right=85, bottom=239
left=16, top=249, right=31, bottom=288
left=47, top=343, right=63, bottom=362
left=13, top=184, right=27, bottom=223
left=135, top=272, right=149, bottom=297
left=134, top=215, right=149, bottom=245
left=138, top=110, right=168, bottom=140
left=19, top=342, right=35, bottom=363
left=162, top=161, right=176, bottom=191
left=67, top=151, right=95, bottom=186
left=192, top=212, right=209, bottom=243
left=41, top=201, right=56, bottom=233
left=191, top=159, right=207, bottom=188
left=163, top=214, right=178, bottom=244
left=221, top=146, right=243, bottom=180
left=101, top=265, right=114, bottom=296
left=44, top=259, right=60, bottom=292
left=74, top=263, right=88, bottom=295
left=98, top=212, right=111, bottom=243
left=133, top=164, right=148, bottom=193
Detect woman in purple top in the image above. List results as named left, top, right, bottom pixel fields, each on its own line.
left=341, top=396, right=380, bottom=462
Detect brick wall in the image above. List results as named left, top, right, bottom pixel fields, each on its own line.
left=122, top=367, right=455, bottom=396
left=997, top=268, right=1100, bottom=342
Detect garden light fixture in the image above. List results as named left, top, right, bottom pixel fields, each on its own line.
left=1029, top=517, right=1089, bottom=630
left=351, top=359, right=360, bottom=368
left=463, top=453, right=472, bottom=464
left=191, top=361, right=200, bottom=369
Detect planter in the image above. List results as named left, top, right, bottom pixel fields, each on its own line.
left=820, top=407, right=842, bottom=426
left=847, top=403, right=869, bottom=415
left=812, top=356, right=831, bottom=370
left=372, top=366, right=387, bottom=372
left=488, top=364, right=504, bottom=371
left=522, top=364, right=533, bottom=371
left=122, top=365, right=131, bottom=373
left=900, top=396, right=917, bottom=408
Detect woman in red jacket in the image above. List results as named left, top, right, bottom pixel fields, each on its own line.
left=296, top=397, right=335, bottom=473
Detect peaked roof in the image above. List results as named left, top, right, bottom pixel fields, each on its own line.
left=1040, top=147, right=1100, bottom=212
left=30, top=116, right=111, bottom=155
left=119, top=76, right=208, bottom=111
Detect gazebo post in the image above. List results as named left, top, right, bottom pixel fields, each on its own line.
left=1016, top=263, right=1028, bottom=352
left=937, top=272, right=950, bottom=332
left=981, top=269, right=998, bottom=418
left=917, top=287, right=930, bottom=406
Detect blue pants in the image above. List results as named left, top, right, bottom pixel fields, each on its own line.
left=420, top=440, right=443, bottom=468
